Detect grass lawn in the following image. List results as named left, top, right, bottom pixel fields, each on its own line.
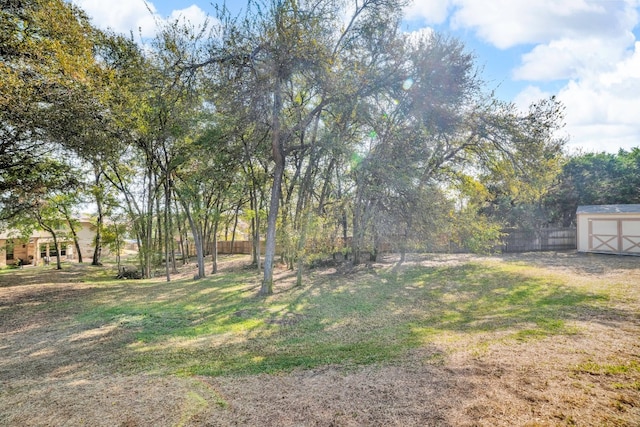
left=77, top=259, right=601, bottom=376
left=1, top=252, right=639, bottom=426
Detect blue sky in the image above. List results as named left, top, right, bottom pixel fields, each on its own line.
left=73, top=0, right=640, bottom=154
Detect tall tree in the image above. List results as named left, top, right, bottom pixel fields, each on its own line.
left=0, top=0, right=101, bottom=219
left=238, top=0, right=406, bottom=294
left=173, top=125, right=243, bottom=279
left=476, top=96, right=567, bottom=229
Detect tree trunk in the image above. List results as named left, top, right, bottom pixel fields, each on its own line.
left=115, top=226, right=122, bottom=273
left=261, top=158, right=284, bottom=294
left=51, top=232, right=62, bottom=270
left=155, top=184, right=163, bottom=266
left=255, top=208, right=261, bottom=272
left=69, top=222, right=83, bottom=263
left=211, top=214, right=219, bottom=274
left=92, top=169, right=103, bottom=266
left=177, top=194, right=205, bottom=279
left=351, top=206, right=362, bottom=265
left=369, top=224, right=381, bottom=262
left=92, top=207, right=103, bottom=265
left=174, top=198, right=188, bottom=264
left=351, top=184, right=365, bottom=265
left=261, top=75, right=285, bottom=295
left=250, top=188, right=260, bottom=267
left=146, top=170, right=156, bottom=278
left=164, top=179, right=171, bottom=282
left=230, top=200, right=241, bottom=255
left=187, top=212, right=205, bottom=279
left=336, top=165, right=348, bottom=255
left=295, top=207, right=312, bottom=287
left=62, top=209, right=83, bottom=263
left=168, top=186, right=178, bottom=274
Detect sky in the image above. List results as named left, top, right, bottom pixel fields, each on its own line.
left=72, top=0, right=640, bottom=154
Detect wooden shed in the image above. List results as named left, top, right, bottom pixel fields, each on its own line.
left=576, top=204, right=640, bottom=256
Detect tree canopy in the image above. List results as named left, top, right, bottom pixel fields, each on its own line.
left=1, top=0, right=574, bottom=285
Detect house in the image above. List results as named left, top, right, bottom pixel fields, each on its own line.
left=576, top=204, right=640, bottom=256
left=0, top=218, right=97, bottom=267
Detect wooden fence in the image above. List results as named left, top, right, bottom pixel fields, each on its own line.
left=217, top=240, right=254, bottom=255
left=184, top=240, right=259, bottom=256
left=500, top=227, right=577, bottom=253
left=181, top=227, right=577, bottom=259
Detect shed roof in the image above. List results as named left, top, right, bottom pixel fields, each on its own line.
left=577, top=204, right=640, bottom=214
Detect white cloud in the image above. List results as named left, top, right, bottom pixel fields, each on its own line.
left=168, top=5, right=209, bottom=30
left=554, top=43, right=640, bottom=153
left=513, top=44, right=640, bottom=154
left=73, top=0, right=158, bottom=37
left=404, top=0, right=454, bottom=24
left=563, top=122, right=639, bottom=153
left=73, top=0, right=208, bottom=38
left=514, top=80, right=640, bottom=154
left=406, top=0, right=640, bottom=153
left=406, top=0, right=638, bottom=48
left=513, top=36, right=632, bottom=81
left=600, top=41, right=640, bottom=85
left=405, top=27, right=435, bottom=47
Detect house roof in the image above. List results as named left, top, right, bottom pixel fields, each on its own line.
left=0, top=218, right=93, bottom=240
left=577, top=204, right=640, bottom=214
left=0, top=229, right=57, bottom=240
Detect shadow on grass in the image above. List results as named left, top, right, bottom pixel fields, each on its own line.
left=0, top=260, right=632, bottom=383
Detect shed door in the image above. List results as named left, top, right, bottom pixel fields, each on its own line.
left=621, top=220, right=640, bottom=254
left=589, top=218, right=640, bottom=254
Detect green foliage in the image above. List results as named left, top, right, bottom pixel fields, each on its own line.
left=0, top=0, right=131, bottom=220
left=450, top=209, right=504, bottom=254
left=6, top=164, right=83, bottom=269
left=101, top=215, right=128, bottom=257
left=1, top=0, right=570, bottom=285
left=474, top=97, right=567, bottom=229
left=546, top=148, right=640, bottom=226
left=0, top=157, right=80, bottom=221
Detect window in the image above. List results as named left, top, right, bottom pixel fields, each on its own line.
left=41, top=245, right=66, bottom=257
left=6, top=241, right=14, bottom=261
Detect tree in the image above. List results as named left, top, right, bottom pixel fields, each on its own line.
left=347, top=33, right=485, bottom=262
left=56, top=193, right=86, bottom=263
left=154, top=0, right=406, bottom=291
left=173, top=126, right=243, bottom=279
left=102, top=212, right=128, bottom=274
left=344, top=31, right=567, bottom=259
left=239, top=0, right=406, bottom=293
left=546, top=148, right=640, bottom=226
left=0, top=0, right=104, bottom=219
left=6, top=159, right=81, bottom=269
left=474, top=96, right=567, bottom=229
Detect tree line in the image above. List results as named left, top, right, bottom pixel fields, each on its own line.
left=3, top=0, right=631, bottom=294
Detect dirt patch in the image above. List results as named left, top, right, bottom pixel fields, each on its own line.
left=1, top=252, right=638, bottom=426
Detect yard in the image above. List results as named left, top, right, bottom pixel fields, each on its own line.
left=0, top=252, right=638, bottom=426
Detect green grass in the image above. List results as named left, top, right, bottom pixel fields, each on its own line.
left=73, top=259, right=610, bottom=377
left=574, top=360, right=640, bottom=376
left=613, top=381, right=640, bottom=391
